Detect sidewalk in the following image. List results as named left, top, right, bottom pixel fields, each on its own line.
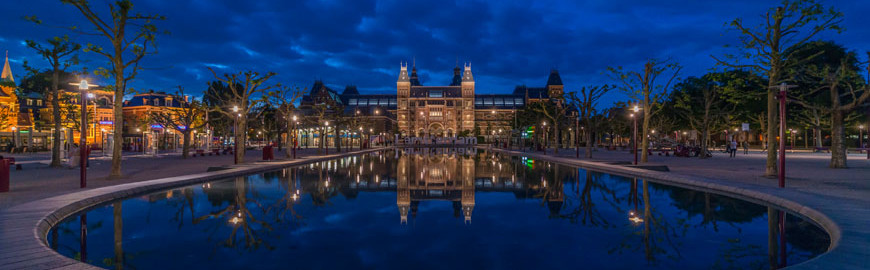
left=0, top=148, right=360, bottom=209
left=487, top=146, right=870, bottom=269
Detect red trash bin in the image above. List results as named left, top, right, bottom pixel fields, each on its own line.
left=0, top=159, right=10, bottom=193
left=263, top=145, right=274, bottom=161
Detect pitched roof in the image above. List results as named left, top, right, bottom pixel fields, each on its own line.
left=546, top=69, right=563, bottom=86
left=123, top=92, right=185, bottom=107
left=1, top=51, right=14, bottom=83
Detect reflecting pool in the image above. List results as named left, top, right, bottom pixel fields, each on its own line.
left=49, top=148, right=828, bottom=269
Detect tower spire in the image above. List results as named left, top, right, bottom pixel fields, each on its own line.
left=1, top=50, right=14, bottom=83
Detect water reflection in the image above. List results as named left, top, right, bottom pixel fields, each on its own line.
left=49, top=148, right=828, bottom=270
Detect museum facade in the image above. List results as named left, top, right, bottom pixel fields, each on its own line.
left=300, top=63, right=567, bottom=140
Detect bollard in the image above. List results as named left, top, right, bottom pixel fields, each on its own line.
left=0, top=159, right=10, bottom=192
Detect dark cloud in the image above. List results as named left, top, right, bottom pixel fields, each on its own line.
left=1, top=0, right=867, bottom=106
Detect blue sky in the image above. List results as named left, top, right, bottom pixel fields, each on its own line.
left=1, top=0, right=868, bottom=106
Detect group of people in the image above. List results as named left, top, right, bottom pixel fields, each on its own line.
left=726, top=140, right=749, bottom=157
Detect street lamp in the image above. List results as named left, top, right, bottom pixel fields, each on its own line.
left=325, top=121, right=329, bottom=155
left=70, top=79, right=96, bottom=189
left=542, top=121, right=547, bottom=154
left=631, top=105, right=640, bottom=165
left=292, top=115, right=298, bottom=158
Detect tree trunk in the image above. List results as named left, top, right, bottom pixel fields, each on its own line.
left=335, top=128, right=341, bottom=153
left=181, top=131, right=191, bottom=159
left=235, top=116, right=246, bottom=163
left=815, top=128, right=823, bottom=148
left=50, top=71, right=62, bottom=167
left=829, top=109, right=847, bottom=168
left=554, top=125, right=559, bottom=154
left=640, top=114, right=650, bottom=162
left=699, top=128, right=710, bottom=159
left=765, top=88, right=778, bottom=177
left=585, top=122, right=593, bottom=159
left=110, top=66, right=125, bottom=178
left=284, top=120, right=293, bottom=158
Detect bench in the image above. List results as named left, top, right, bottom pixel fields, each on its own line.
left=814, top=147, right=830, bottom=153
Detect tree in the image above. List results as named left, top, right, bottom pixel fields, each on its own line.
left=788, top=42, right=869, bottom=168
left=673, top=74, right=735, bottom=159
left=529, top=101, right=571, bottom=154
left=206, top=68, right=277, bottom=163
left=148, top=86, right=207, bottom=159
left=609, top=59, right=681, bottom=163
left=23, top=35, right=80, bottom=167
left=58, top=0, right=165, bottom=178
left=715, top=0, right=843, bottom=176
left=567, top=85, right=613, bottom=158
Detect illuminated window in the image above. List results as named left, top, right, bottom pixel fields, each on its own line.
left=429, top=90, right=443, bottom=98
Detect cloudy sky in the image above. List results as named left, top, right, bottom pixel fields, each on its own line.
left=1, top=0, right=867, bottom=106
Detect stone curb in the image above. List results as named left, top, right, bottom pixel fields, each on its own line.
left=0, top=148, right=385, bottom=270
left=482, top=147, right=864, bottom=270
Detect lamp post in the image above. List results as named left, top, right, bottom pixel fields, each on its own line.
left=542, top=121, right=547, bottom=154
left=773, top=83, right=795, bottom=188
left=292, top=115, right=298, bottom=159
left=631, top=105, right=639, bottom=165
left=73, top=79, right=96, bottom=189
left=232, top=105, right=239, bottom=164
left=324, top=121, right=329, bottom=155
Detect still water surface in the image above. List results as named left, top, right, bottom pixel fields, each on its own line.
left=49, top=148, right=828, bottom=269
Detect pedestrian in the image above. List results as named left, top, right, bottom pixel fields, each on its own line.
left=730, top=140, right=738, bottom=158
left=742, top=141, right=749, bottom=154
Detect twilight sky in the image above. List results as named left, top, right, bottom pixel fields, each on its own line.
left=1, top=0, right=868, bottom=106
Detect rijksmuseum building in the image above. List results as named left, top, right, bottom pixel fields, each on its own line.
left=300, top=62, right=568, bottom=139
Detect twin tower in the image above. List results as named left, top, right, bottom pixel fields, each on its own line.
left=395, top=62, right=476, bottom=137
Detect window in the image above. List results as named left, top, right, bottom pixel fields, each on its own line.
left=27, top=99, right=33, bottom=106
left=380, top=99, right=388, bottom=105
left=515, top=98, right=524, bottom=106
left=430, top=111, right=442, bottom=117
left=494, top=98, right=504, bottom=106
left=349, top=99, right=358, bottom=106
left=483, top=98, right=493, bottom=106
left=389, top=99, right=397, bottom=105
left=429, top=90, right=443, bottom=98
left=475, top=99, right=483, bottom=105
left=504, top=99, right=514, bottom=106
left=36, top=100, right=43, bottom=106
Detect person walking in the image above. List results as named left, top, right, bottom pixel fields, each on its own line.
left=730, top=140, right=738, bottom=158
left=742, top=141, right=749, bottom=155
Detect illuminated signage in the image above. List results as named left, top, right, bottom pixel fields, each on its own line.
left=99, top=121, right=113, bottom=125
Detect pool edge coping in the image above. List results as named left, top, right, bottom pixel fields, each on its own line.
left=1, top=146, right=861, bottom=269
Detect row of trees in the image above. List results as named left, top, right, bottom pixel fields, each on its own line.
left=22, top=0, right=317, bottom=175
left=518, top=0, right=868, bottom=172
